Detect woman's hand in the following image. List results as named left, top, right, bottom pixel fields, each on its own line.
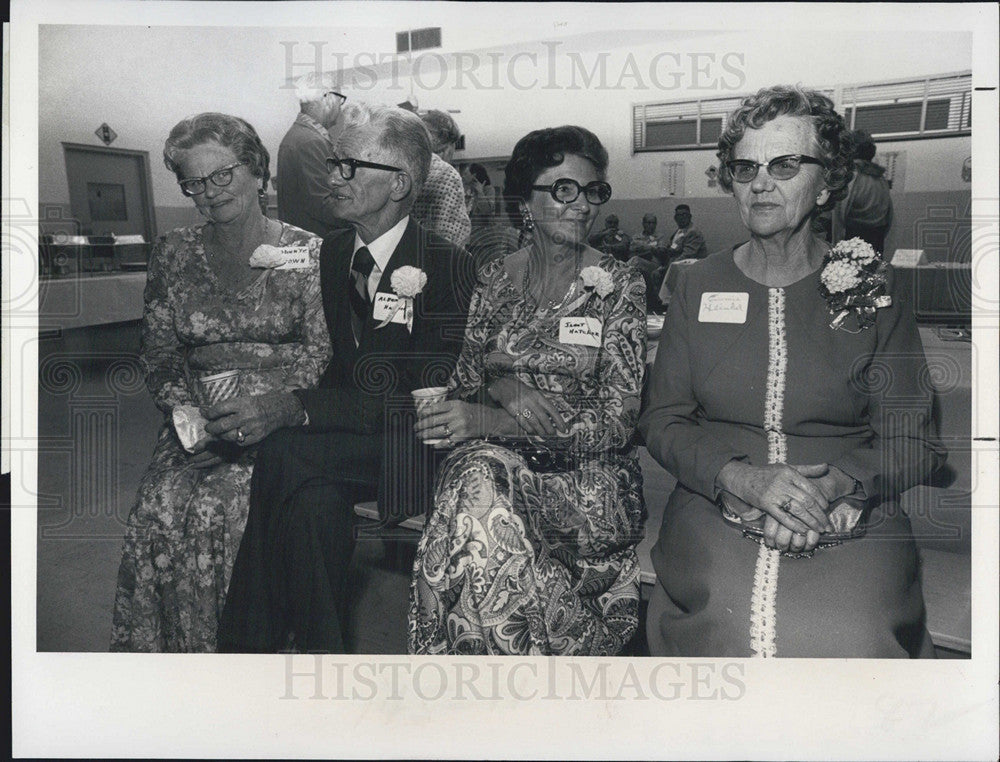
left=793, top=463, right=860, bottom=503
left=203, top=391, right=306, bottom=447
left=414, top=400, right=503, bottom=448
left=187, top=439, right=224, bottom=469
left=487, top=377, right=566, bottom=437
left=762, top=516, right=821, bottom=554
left=717, top=461, right=835, bottom=535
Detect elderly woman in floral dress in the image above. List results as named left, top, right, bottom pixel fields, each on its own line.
left=638, top=86, right=944, bottom=658
left=111, top=113, right=331, bottom=652
left=408, top=125, right=647, bottom=656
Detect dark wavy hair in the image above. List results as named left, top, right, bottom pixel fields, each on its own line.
left=716, top=86, right=854, bottom=212
left=163, top=112, right=271, bottom=192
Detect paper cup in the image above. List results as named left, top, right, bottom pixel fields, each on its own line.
left=411, top=386, right=448, bottom=445
left=197, top=370, right=241, bottom=406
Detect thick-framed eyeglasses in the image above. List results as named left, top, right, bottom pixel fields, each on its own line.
left=325, top=91, right=347, bottom=105
left=178, top=162, right=246, bottom=196
left=325, top=156, right=403, bottom=180
left=530, top=178, right=613, bottom=205
left=725, top=154, right=825, bottom=184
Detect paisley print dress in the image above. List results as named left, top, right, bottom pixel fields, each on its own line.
left=111, top=223, right=331, bottom=652
left=408, top=253, right=647, bottom=655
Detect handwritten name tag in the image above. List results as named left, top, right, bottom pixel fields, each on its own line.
left=275, top=246, right=311, bottom=269
left=698, top=292, right=749, bottom=323
left=559, top=317, right=602, bottom=347
left=372, top=292, right=409, bottom=325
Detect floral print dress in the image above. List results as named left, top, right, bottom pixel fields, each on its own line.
left=408, top=253, right=647, bottom=655
left=111, top=223, right=331, bottom=652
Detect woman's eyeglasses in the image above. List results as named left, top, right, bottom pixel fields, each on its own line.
left=725, top=154, right=825, bottom=184
left=325, top=91, right=347, bottom=105
left=531, top=178, right=613, bottom=205
left=325, top=156, right=402, bottom=181
left=178, top=162, right=246, bottom=196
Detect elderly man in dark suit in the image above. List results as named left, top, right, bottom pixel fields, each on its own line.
left=216, top=103, right=475, bottom=653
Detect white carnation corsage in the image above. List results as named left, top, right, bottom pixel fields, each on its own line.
left=376, top=265, right=428, bottom=330
left=580, top=265, right=614, bottom=299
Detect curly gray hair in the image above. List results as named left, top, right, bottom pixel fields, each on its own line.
left=717, top=85, right=854, bottom=212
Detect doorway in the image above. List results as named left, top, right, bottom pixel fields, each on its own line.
left=62, top=143, right=156, bottom=240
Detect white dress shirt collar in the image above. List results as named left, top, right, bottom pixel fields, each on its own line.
left=351, top=215, right=410, bottom=297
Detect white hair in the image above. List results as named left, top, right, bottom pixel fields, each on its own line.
left=338, top=103, right=433, bottom=198
left=293, top=71, right=339, bottom=105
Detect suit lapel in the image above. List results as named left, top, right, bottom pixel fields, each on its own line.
left=321, top=230, right=358, bottom=354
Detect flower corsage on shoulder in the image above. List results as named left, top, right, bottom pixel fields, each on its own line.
left=818, top=238, right=891, bottom=332
left=579, top=265, right=615, bottom=300
left=376, top=265, right=427, bottom=330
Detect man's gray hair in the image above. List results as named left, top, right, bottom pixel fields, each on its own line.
left=339, top=103, right=432, bottom=200
left=293, top=71, right=339, bottom=105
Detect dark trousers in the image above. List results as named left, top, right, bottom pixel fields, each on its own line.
left=217, top=426, right=379, bottom=653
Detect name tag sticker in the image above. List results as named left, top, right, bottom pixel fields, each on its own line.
left=559, top=317, right=602, bottom=347
left=698, top=292, right=749, bottom=323
left=372, top=292, right=409, bottom=324
left=275, top=246, right=311, bottom=269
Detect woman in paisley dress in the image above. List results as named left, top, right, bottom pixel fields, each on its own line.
left=409, top=126, right=646, bottom=656
left=111, top=113, right=332, bottom=651
left=639, top=87, right=945, bottom=657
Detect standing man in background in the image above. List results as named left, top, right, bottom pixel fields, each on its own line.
left=276, top=72, right=349, bottom=237
left=412, top=110, right=471, bottom=247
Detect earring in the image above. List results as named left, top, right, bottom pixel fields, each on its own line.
left=519, top=201, right=534, bottom=232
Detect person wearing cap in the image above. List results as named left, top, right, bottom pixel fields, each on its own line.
left=275, top=72, right=350, bottom=237
left=411, top=110, right=472, bottom=246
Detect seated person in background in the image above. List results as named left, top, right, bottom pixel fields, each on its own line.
left=664, top=203, right=708, bottom=262
left=217, top=104, right=476, bottom=653
left=464, top=165, right=523, bottom=269
left=411, top=109, right=472, bottom=246
left=640, top=85, right=944, bottom=658
left=832, top=129, right=893, bottom=253
left=628, top=212, right=670, bottom=311
left=409, top=125, right=647, bottom=656
left=111, top=113, right=332, bottom=652
left=588, top=213, right=631, bottom=260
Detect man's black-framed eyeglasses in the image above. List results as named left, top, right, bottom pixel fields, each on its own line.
left=325, top=156, right=403, bottom=180
left=178, top=162, right=246, bottom=197
left=530, top=178, right=613, bottom=205
left=725, top=154, right=825, bottom=184
left=325, top=91, right=347, bottom=105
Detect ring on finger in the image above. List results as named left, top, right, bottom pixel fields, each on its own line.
left=236, top=428, right=246, bottom=444
left=443, top=423, right=452, bottom=437
left=520, top=409, right=532, bottom=419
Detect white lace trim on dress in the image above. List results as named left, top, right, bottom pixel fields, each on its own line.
left=749, top=287, right=788, bottom=658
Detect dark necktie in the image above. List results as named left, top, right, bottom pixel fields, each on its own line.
left=349, top=246, right=376, bottom=344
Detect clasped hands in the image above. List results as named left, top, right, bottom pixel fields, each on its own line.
left=186, top=392, right=305, bottom=469
left=414, top=376, right=567, bottom=447
left=716, top=461, right=860, bottom=554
